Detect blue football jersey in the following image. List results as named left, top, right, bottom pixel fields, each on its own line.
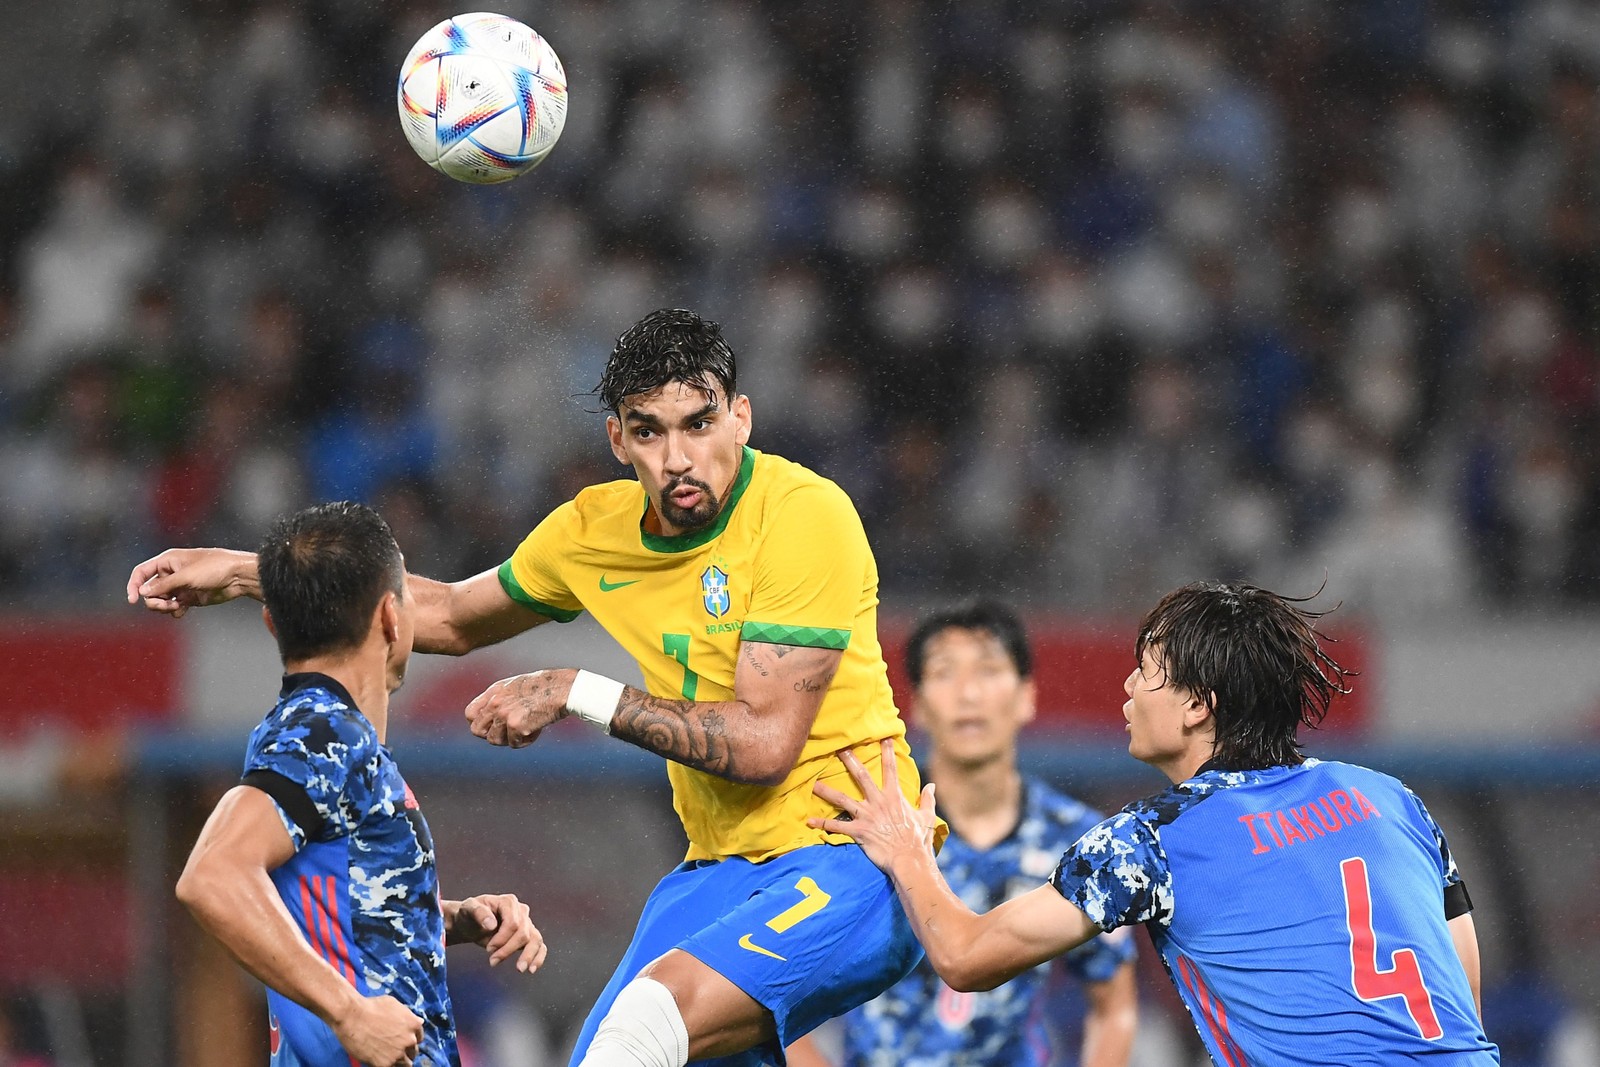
left=242, top=673, right=458, bottom=1067
left=1050, top=760, right=1500, bottom=1066
left=842, top=778, right=1136, bottom=1067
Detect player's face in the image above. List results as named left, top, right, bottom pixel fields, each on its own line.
left=607, top=378, right=753, bottom=536
left=1123, top=646, right=1207, bottom=778
left=914, top=628, right=1035, bottom=769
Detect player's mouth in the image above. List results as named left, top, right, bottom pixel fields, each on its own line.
left=670, top=486, right=704, bottom=509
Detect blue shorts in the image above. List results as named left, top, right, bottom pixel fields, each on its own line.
left=569, top=842, right=922, bottom=1067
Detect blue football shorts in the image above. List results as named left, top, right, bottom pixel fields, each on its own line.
left=568, top=842, right=923, bottom=1067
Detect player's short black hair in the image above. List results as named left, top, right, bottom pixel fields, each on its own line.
left=258, top=502, right=404, bottom=664
left=1136, top=582, right=1353, bottom=771
left=905, top=600, right=1033, bottom=687
left=595, top=308, right=738, bottom=413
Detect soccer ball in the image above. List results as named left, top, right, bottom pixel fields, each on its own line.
left=396, top=12, right=568, bottom=184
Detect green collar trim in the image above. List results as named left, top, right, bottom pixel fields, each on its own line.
left=640, top=446, right=756, bottom=553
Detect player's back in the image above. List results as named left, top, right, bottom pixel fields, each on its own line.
left=1140, top=760, right=1499, bottom=1065
left=244, top=676, right=458, bottom=1067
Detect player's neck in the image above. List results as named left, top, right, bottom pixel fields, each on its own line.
left=927, top=752, right=1022, bottom=850
left=1152, top=742, right=1216, bottom=785
left=283, top=651, right=392, bottom=743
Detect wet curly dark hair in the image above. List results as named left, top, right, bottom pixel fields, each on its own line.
left=595, top=308, right=738, bottom=413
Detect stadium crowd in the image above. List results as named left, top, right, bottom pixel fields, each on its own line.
left=3, top=0, right=1600, bottom=619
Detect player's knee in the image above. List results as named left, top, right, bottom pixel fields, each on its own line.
left=577, top=976, right=690, bottom=1067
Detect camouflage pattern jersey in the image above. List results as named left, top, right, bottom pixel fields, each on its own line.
left=240, top=672, right=458, bottom=1067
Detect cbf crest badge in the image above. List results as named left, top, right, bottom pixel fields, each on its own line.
left=701, top=565, right=731, bottom=618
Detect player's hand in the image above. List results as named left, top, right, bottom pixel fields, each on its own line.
left=463, top=669, right=576, bottom=748
left=329, top=992, right=424, bottom=1067
left=445, top=893, right=547, bottom=973
left=126, top=547, right=259, bottom=618
left=809, top=739, right=939, bottom=873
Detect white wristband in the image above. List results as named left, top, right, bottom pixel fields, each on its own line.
left=567, top=670, right=625, bottom=734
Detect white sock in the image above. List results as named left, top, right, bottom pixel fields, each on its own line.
left=578, top=976, right=691, bottom=1067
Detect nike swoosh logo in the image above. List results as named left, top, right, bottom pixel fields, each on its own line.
left=738, top=933, right=786, bottom=961
left=599, top=576, right=642, bottom=592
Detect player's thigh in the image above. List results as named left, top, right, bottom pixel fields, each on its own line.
left=679, top=844, right=922, bottom=1051
left=639, top=948, right=775, bottom=1061
left=569, top=862, right=737, bottom=1064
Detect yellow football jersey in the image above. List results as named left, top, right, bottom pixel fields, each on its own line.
left=500, top=446, right=938, bottom=863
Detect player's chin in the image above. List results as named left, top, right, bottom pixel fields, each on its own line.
left=661, top=500, right=719, bottom=531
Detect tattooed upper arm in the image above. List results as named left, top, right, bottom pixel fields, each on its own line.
left=737, top=641, right=843, bottom=713
left=604, top=641, right=843, bottom=786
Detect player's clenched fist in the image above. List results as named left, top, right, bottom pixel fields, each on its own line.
left=330, top=992, right=424, bottom=1067
left=446, top=893, right=548, bottom=973
left=464, top=669, right=577, bottom=748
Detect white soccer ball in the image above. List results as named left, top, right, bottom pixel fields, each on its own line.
left=396, top=12, right=568, bottom=184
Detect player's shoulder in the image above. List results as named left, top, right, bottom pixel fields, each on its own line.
left=1113, top=768, right=1257, bottom=833
left=1300, top=757, right=1424, bottom=813
left=565, top=476, right=646, bottom=525
left=749, top=449, right=860, bottom=521
left=255, top=675, right=378, bottom=756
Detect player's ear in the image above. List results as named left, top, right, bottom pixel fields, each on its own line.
left=732, top=393, right=752, bottom=446
left=378, top=591, right=401, bottom=644
left=261, top=605, right=277, bottom=639
left=1017, top=677, right=1037, bottom=726
left=1183, top=690, right=1215, bottom=729
left=606, top=414, right=629, bottom=465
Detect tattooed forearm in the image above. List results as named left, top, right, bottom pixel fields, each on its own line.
left=610, top=688, right=753, bottom=780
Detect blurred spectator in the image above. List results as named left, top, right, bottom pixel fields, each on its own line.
left=0, top=0, right=1597, bottom=625
left=0, top=1000, right=52, bottom=1067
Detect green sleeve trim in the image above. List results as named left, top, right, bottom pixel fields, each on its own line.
left=741, top=621, right=851, bottom=650
left=497, top=560, right=582, bottom=623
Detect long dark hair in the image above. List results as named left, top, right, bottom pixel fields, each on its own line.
left=1136, top=581, right=1353, bottom=770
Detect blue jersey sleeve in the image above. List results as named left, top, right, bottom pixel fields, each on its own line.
left=244, top=701, right=376, bottom=851
left=1049, top=812, right=1173, bottom=933
left=1403, top=785, right=1462, bottom=890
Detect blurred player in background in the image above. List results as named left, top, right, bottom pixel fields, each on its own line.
left=812, top=582, right=1502, bottom=1066
left=174, top=502, right=546, bottom=1067
left=788, top=601, right=1136, bottom=1067
left=132, top=310, right=939, bottom=1067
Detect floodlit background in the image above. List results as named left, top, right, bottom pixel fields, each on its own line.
left=2, top=0, right=1599, bottom=1064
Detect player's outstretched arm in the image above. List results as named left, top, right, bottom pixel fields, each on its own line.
left=1080, top=961, right=1139, bottom=1067
left=176, top=786, right=425, bottom=1067
left=129, top=548, right=546, bottom=654
left=127, top=547, right=262, bottom=617
left=463, top=640, right=840, bottom=786
left=442, top=893, right=548, bottom=973
left=810, top=741, right=1101, bottom=992
left=407, top=567, right=553, bottom=655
